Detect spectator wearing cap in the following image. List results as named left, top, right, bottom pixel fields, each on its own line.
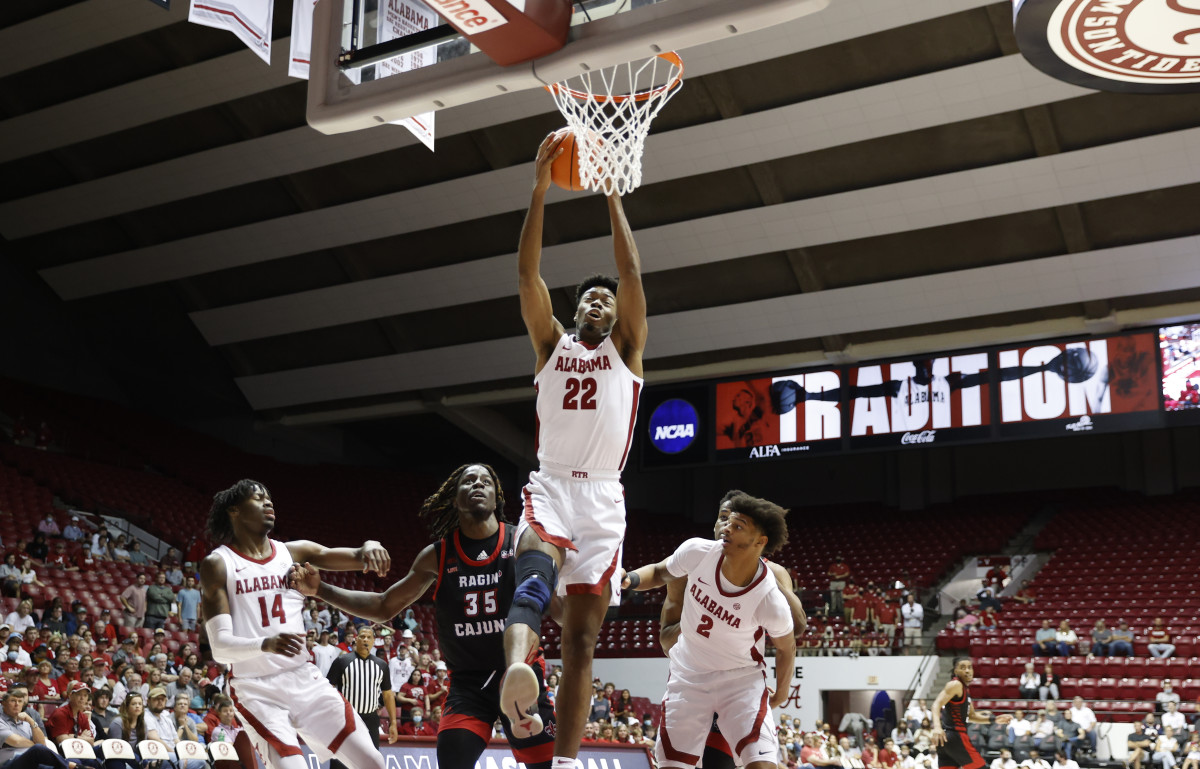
left=119, top=574, right=147, bottom=629
left=47, top=681, right=100, bottom=768
left=62, top=517, right=85, bottom=544
left=143, top=573, right=173, bottom=631
left=145, top=688, right=206, bottom=769
left=175, top=577, right=200, bottom=632
left=0, top=688, right=67, bottom=769
left=589, top=681, right=612, bottom=722
left=112, top=637, right=137, bottom=670
left=1110, top=620, right=1134, bottom=656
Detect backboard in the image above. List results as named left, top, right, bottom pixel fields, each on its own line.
left=307, top=0, right=830, bottom=135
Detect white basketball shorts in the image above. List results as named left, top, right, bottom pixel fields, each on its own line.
left=229, top=663, right=367, bottom=762
left=656, top=665, right=778, bottom=768
left=518, top=467, right=625, bottom=607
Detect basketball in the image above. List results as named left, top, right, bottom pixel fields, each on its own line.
left=551, top=131, right=587, bottom=192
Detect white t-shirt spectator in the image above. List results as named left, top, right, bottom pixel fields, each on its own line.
left=1161, top=710, right=1186, bottom=733
left=312, top=642, right=341, bottom=677
left=1052, top=759, right=1079, bottom=769
left=4, top=612, right=36, bottom=635
left=1021, top=758, right=1050, bottom=769
left=902, top=602, right=924, bottom=628
left=1069, top=706, right=1096, bottom=732
left=1010, top=718, right=1034, bottom=738
left=992, top=758, right=1018, bottom=769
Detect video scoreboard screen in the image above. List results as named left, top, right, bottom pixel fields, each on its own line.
left=638, top=324, right=1188, bottom=469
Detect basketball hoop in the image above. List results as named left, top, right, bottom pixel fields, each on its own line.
left=545, top=51, right=684, bottom=195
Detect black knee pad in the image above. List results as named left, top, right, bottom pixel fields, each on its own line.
left=507, top=550, right=557, bottom=632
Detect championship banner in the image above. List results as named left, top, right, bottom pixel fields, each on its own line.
left=1160, top=323, right=1200, bottom=413
left=284, top=738, right=653, bottom=769
left=376, top=0, right=439, bottom=150
left=189, top=0, right=273, bottom=64
left=714, top=370, right=842, bottom=461
left=995, top=331, right=1159, bottom=436
left=288, top=0, right=318, bottom=79
left=847, top=353, right=991, bottom=449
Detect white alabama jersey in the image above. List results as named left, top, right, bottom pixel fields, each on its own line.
left=212, top=540, right=307, bottom=678
left=665, top=538, right=792, bottom=675
left=534, top=333, right=643, bottom=474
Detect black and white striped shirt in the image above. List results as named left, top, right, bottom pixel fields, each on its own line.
left=327, top=651, right=391, bottom=715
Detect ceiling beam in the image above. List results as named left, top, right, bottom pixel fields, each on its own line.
left=38, top=54, right=1093, bottom=300
left=179, top=124, right=1200, bottom=346
left=0, top=0, right=1006, bottom=238
left=426, top=401, right=537, bottom=473
left=0, top=0, right=188, bottom=79
left=230, top=235, right=1200, bottom=409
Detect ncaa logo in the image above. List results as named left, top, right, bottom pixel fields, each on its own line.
left=1015, top=0, right=1200, bottom=93
left=649, top=399, right=700, bottom=454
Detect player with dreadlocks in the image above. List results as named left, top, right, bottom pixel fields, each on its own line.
left=290, top=464, right=557, bottom=769
left=199, top=479, right=391, bottom=769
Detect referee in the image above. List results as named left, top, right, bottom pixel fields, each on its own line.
left=327, top=626, right=399, bottom=769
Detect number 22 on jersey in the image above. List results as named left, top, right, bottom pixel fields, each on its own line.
left=563, top=377, right=597, bottom=410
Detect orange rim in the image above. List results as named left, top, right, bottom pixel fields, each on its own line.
left=545, top=51, right=684, bottom=104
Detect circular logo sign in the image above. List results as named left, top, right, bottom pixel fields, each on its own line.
left=648, top=399, right=699, bottom=454
left=1015, top=0, right=1200, bottom=93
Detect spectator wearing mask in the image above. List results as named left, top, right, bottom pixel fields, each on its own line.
left=1158, top=682, right=1182, bottom=711
left=398, top=706, right=435, bottom=736
left=36, top=515, right=60, bottom=539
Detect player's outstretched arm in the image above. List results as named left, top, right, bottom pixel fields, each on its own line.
left=607, top=194, right=647, bottom=375
left=620, top=560, right=673, bottom=592
left=285, top=539, right=390, bottom=575
left=929, top=679, right=962, bottom=746
left=519, top=132, right=568, bottom=371
left=769, top=631, right=796, bottom=709
left=767, top=562, right=808, bottom=634
left=657, top=576, right=686, bottom=654
left=200, top=554, right=304, bottom=662
left=289, top=544, right=439, bottom=625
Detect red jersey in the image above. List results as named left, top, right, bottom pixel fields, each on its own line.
left=399, top=721, right=436, bottom=736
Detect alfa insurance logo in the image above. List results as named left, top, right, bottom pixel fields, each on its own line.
left=1015, top=0, right=1200, bottom=93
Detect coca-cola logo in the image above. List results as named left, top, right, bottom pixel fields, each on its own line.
left=1015, top=0, right=1200, bottom=93
left=900, top=430, right=937, bottom=444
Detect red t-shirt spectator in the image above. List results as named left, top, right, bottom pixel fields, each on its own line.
left=76, top=552, right=97, bottom=571
left=47, top=705, right=94, bottom=741
left=399, top=720, right=436, bottom=736
left=877, top=602, right=898, bottom=627
left=399, top=682, right=427, bottom=717
left=46, top=551, right=72, bottom=569
left=33, top=679, right=62, bottom=702
left=56, top=672, right=81, bottom=693
left=426, top=679, right=447, bottom=708
left=879, top=748, right=898, bottom=768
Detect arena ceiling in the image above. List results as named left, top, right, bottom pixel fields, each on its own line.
left=3, top=0, right=1200, bottom=467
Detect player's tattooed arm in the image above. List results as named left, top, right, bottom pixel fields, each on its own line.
left=657, top=576, right=686, bottom=654
left=285, top=539, right=391, bottom=576
left=767, top=562, right=808, bottom=634
left=619, top=560, right=673, bottom=592
left=289, top=544, right=438, bottom=624
left=519, top=132, right=568, bottom=372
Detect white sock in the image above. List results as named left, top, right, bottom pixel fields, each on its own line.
left=553, top=757, right=578, bottom=769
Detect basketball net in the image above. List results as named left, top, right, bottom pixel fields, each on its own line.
left=545, top=52, right=684, bottom=196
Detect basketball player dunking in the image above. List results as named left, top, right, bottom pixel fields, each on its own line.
left=657, top=490, right=808, bottom=769
left=199, top=480, right=390, bottom=769
left=622, top=493, right=796, bottom=769
left=288, top=464, right=557, bottom=769
left=498, top=131, right=647, bottom=769
left=931, top=657, right=1010, bottom=769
